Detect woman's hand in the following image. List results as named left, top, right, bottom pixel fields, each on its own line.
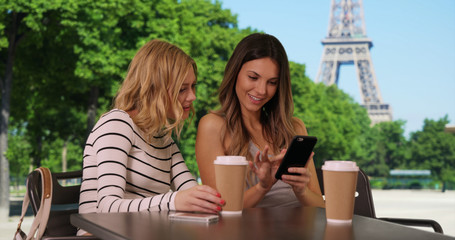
left=174, top=185, right=225, bottom=214
left=250, top=146, right=286, bottom=192
left=280, top=152, right=314, bottom=196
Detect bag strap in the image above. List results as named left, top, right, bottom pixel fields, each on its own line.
left=15, top=167, right=53, bottom=240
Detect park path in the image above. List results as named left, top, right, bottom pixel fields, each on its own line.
left=372, top=189, right=455, bottom=237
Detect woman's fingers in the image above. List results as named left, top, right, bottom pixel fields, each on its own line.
left=192, top=186, right=225, bottom=213
left=175, top=185, right=225, bottom=213
left=262, top=146, right=270, bottom=162
left=195, top=185, right=220, bottom=197
left=285, top=167, right=311, bottom=178
left=281, top=167, right=311, bottom=185
left=188, top=196, right=221, bottom=213
left=191, top=185, right=225, bottom=209
left=254, top=150, right=261, bottom=165
left=271, top=148, right=286, bottom=162
left=270, top=148, right=287, bottom=169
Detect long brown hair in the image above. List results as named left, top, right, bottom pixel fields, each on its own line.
left=114, top=39, right=197, bottom=142
left=216, top=33, right=296, bottom=158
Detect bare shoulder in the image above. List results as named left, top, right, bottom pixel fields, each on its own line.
left=198, top=113, right=225, bottom=133
left=292, top=117, right=308, bottom=135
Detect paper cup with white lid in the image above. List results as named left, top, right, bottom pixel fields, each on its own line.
left=214, top=156, right=248, bottom=215
left=322, top=161, right=359, bottom=224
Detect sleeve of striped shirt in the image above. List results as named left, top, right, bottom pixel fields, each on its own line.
left=93, top=112, right=178, bottom=213
left=169, top=141, right=198, bottom=192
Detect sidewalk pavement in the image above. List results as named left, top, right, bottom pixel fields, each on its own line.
left=1, top=215, right=33, bottom=240
left=1, top=196, right=34, bottom=240
left=372, top=189, right=455, bottom=237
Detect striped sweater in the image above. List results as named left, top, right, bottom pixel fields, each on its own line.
left=78, top=109, right=197, bottom=215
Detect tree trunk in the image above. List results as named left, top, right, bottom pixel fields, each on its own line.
left=33, top=136, right=43, bottom=167
left=86, top=86, right=99, bottom=139
left=0, top=11, right=21, bottom=221
left=61, top=138, right=68, bottom=185
left=62, top=138, right=68, bottom=172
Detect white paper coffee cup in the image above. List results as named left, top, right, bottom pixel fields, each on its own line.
left=214, top=156, right=248, bottom=215
left=322, top=160, right=359, bottom=224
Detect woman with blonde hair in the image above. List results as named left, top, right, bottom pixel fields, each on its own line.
left=78, top=39, right=224, bottom=234
left=196, top=33, right=324, bottom=208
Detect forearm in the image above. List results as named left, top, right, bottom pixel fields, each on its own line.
left=295, top=187, right=325, bottom=208
left=97, top=192, right=176, bottom=212
left=243, top=184, right=269, bottom=208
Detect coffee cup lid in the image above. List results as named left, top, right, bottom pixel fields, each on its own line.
left=214, top=156, right=248, bottom=165
left=321, top=160, right=359, bottom=172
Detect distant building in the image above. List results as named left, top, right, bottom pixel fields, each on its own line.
left=389, top=169, right=431, bottom=177
left=444, top=124, right=455, bottom=134
left=388, top=169, right=432, bottom=189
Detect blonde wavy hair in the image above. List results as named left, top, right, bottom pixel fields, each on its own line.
left=215, top=33, right=296, bottom=159
left=114, top=39, right=197, bottom=142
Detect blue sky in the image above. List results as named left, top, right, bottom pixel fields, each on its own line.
left=219, top=0, right=455, bottom=137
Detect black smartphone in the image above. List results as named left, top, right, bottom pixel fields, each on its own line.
left=275, top=135, right=317, bottom=180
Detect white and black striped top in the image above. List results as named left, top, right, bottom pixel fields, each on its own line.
left=78, top=109, right=197, bottom=215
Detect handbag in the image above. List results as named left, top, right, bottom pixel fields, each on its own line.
left=14, top=167, right=53, bottom=240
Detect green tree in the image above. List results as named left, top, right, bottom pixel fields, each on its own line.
left=408, top=116, right=455, bottom=191
left=350, top=120, right=408, bottom=176
left=374, top=120, right=409, bottom=170
left=289, top=62, right=371, bottom=167
left=6, top=122, right=32, bottom=190
left=0, top=0, right=76, bottom=221
left=59, top=0, right=251, bottom=177
left=169, top=1, right=254, bottom=177
left=2, top=0, right=254, bottom=185
left=10, top=12, right=86, bottom=168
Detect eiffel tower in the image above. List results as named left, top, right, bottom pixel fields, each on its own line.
left=316, top=0, right=392, bottom=125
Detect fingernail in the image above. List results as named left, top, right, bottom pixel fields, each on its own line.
left=217, top=206, right=222, bottom=211
left=216, top=193, right=221, bottom=198
left=220, top=199, right=225, bottom=205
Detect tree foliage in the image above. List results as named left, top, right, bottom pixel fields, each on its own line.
left=407, top=116, right=455, bottom=187
left=1, top=0, right=454, bottom=197
left=289, top=62, right=371, bottom=166
left=350, top=120, right=409, bottom=176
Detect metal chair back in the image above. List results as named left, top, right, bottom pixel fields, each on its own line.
left=316, top=167, right=376, bottom=218
left=27, top=169, right=99, bottom=239
left=316, top=167, right=444, bottom=234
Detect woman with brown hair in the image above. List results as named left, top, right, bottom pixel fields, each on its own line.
left=78, top=39, right=224, bottom=234
left=196, top=33, right=324, bottom=208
